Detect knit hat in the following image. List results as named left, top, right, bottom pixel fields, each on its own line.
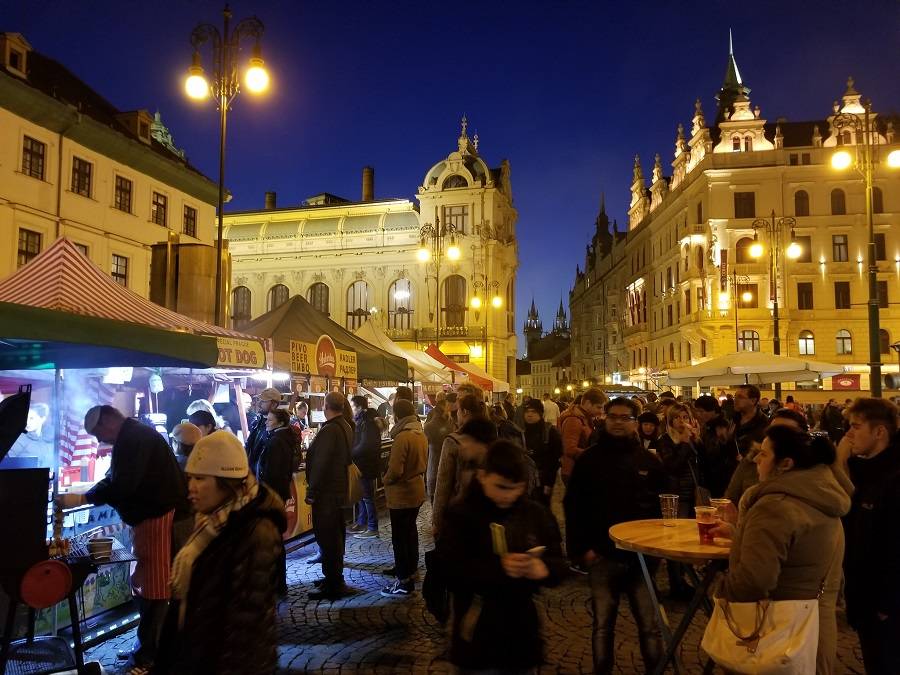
left=185, top=430, right=249, bottom=478
left=637, top=411, right=660, bottom=425
left=523, top=398, right=544, bottom=415
left=259, top=387, right=282, bottom=403
left=171, top=422, right=202, bottom=447
left=188, top=410, right=216, bottom=429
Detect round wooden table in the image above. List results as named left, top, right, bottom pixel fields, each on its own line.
left=609, top=519, right=731, bottom=675
left=609, top=518, right=730, bottom=563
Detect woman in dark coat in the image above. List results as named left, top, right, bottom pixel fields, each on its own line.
left=154, top=431, right=286, bottom=675
left=256, top=409, right=297, bottom=503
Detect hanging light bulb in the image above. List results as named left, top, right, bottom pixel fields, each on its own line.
left=184, top=51, right=210, bottom=100
left=244, top=44, right=270, bottom=94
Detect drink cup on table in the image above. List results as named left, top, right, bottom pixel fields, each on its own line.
left=695, top=506, right=717, bottom=544
left=659, top=494, right=679, bottom=526
left=709, top=498, right=734, bottom=523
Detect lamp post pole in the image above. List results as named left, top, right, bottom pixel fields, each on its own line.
left=752, top=211, right=798, bottom=400
left=187, top=6, right=266, bottom=327
left=418, top=218, right=459, bottom=349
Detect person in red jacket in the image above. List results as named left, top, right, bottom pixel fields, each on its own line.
left=557, top=387, right=607, bottom=484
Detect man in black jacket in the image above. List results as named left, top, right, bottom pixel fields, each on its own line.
left=564, top=397, right=666, bottom=674
left=521, top=398, right=562, bottom=506
left=349, top=395, right=383, bottom=538
left=81, top=405, right=188, bottom=672
left=305, top=391, right=353, bottom=600
left=841, top=398, right=900, bottom=675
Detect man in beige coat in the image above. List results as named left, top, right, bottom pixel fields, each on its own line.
left=381, top=399, right=427, bottom=597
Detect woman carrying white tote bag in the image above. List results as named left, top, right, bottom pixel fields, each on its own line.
left=701, top=425, right=850, bottom=674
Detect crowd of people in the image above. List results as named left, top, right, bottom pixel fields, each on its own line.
left=68, top=381, right=899, bottom=675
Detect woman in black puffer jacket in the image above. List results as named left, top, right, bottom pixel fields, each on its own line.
left=154, top=431, right=286, bottom=675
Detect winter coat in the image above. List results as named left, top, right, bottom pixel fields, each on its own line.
left=86, top=419, right=187, bottom=526
left=154, top=486, right=287, bottom=675
left=700, top=416, right=738, bottom=498
left=438, top=480, right=566, bottom=670
left=724, top=448, right=760, bottom=505
left=557, top=404, right=594, bottom=478
left=383, top=415, right=427, bottom=510
left=424, top=413, right=454, bottom=498
left=722, top=464, right=851, bottom=675
left=255, top=426, right=296, bottom=502
left=351, top=408, right=383, bottom=479
left=432, top=431, right=485, bottom=535
left=305, top=415, right=352, bottom=503
left=732, top=409, right=769, bottom=457
left=244, top=413, right=266, bottom=458
left=651, top=433, right=702, bottom=513
left=523, top=420, right=563, bottom=489
left=564, top=430, right=667, bottom=561
left=843, top=439, right=900, bottom=627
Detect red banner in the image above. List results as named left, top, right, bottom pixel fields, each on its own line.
left=831, top=374, right=860, bottom=390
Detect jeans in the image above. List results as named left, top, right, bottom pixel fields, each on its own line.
left=857, top=613, right=900, bottom=675
left=588, top=556, right=663, bottom=674
left=389, top=506, right=421, bottom=580
left=311, top=498, right=345, bottom=591
left=355, top=477, right=378, bottom=531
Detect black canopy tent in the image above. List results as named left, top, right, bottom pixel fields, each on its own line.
left=243, top=295, right=408, bottom=382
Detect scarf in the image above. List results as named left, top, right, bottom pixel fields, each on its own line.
left=170, top=474, right=259, bottom=627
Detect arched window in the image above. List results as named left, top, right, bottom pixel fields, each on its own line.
left=735, top=236, right=756, bottom=263
left=346, top=281, right=372, bottom=330
left=738, top=330, right=760, bottom=352
left=840, top=130, right=852, bottom=145
left=836, top=329, right=852, bottom=355
left=798, top=330, right=815, bottom=355
left=267, top=284, right=289, bottom=311
left=743, top=136, right=753, bottom=152
left=442, top=174, right=468, bottom=189
left=388, top=279, right=413, bottom=330
left=831, top=189, right=846, bottom=216
left=879, top=328, right=891, bottom=355
left=873, top=187, right=884, bottom=214
left=307, top=282, right=329, bottom=316
left=732, top=136, right=741, bottom=151
left=232, top=286, right=251, bottom=329
left=442, top=274, right=467, bottom=328
left=794, top=190, right=810, bottom=217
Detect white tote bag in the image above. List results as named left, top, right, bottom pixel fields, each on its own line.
left=701, top=597, right=819, bottom=675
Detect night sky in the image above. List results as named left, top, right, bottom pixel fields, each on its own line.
left=6, top=0, right=899, bottom=354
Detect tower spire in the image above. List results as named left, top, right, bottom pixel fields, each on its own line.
left=716, top=29, right=751, bottom=123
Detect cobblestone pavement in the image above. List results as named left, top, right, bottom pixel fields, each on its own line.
left=86, top=498, right=866, bottom=674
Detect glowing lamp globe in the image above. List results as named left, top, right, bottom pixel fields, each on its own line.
left=470, top=296, right=482, bottom=309
left=786, top=240, right=803, bottom=260
left=185, top=69, right=210, bottom=100
left=831, top=150, right=852, bottom=170
left=887, top=149, right=900, bottom=169
left=749, top=241, right=764, bottom=259
left=446, top=244, right=461, bottom=261
left=417, top=247, right=431, bottom=262
left=741, top=291, right=753, bottom=303
left=491, top=295, right=503, bottom=308
left=244, top=57, right=270, bottom=94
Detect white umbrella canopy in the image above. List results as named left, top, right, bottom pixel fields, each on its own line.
left=666, top=351, right=846, bottom=387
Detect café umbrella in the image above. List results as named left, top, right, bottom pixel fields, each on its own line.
left=665, top=351, right=845, bottom=387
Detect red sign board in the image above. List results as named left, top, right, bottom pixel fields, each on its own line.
left=832, top=374, right=860, bottom=390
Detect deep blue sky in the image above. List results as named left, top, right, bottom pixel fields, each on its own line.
left=7, top=1, right=899, bottom=354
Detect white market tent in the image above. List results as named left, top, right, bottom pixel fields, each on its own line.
left=354, top=321, right=453, bottom=384
left=666, top=351, right=846, bottom=387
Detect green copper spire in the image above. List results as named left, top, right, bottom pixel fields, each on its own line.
left=716, top=29, right=751, bottom=123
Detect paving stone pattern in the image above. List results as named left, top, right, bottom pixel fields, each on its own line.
left=86, top=498, right=866, bottom=674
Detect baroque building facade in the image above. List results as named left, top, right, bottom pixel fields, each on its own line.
left=0, top=33, right=218, bottom=306
left=222, top=121, right=519, bottom=384
left=570, top=45, right=900, bottom=396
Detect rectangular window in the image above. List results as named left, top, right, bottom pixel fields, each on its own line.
left=874, top=233, right=886, bottom=261
left=17, top=228, right=41, bottom=268
left=797, top=282, right=814, bottom=310
left=115, top=176, right=133, bottom=213
left=442, top=205, right=469, bottom=234
left=111, top=254, right=128, bottom=286
left=74, top=242, right=89, bottom=257
left=22, top=136, right=46, bottom=180
left=151, top=192, right=168, bottom=227
left=877, top=280, right=888, bottom=309
left=734, top=192, right=756, bottom=219
left=684, top=289, right=691, bottom=315
left=667, top=305, right=673, bottom=327
left=183, top=205, right=197, bottom=238
left=794, top=235, right=812, bottom=263
left=801, top=153, right=811, bottom=165
left=832, top=234, right=849, bottom=262
left=71, top=156, right=92, bottom=197
left=789, top=153, right=799, bottom=166
left=834, top=281, right=851, bottom=309
left=701, top=339, right=707, bottom=357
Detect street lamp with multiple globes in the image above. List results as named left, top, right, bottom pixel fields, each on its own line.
left=184, top=5, right=269, bottom=326
left=469, top=278, right=502, bottom=371
left=417, top=218, right=460, bottom=347
left=830, top=85, right=900, bottom=397
left=750, top=210, right=802, bottom=399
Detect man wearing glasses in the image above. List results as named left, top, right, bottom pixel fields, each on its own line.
left=563, top=397, right=666, bottom=673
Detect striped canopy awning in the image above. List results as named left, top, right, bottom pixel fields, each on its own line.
left=0, top=238, right=265, bottom=369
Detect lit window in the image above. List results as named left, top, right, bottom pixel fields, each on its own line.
left=71, top=157, right=92, bottom=197
left=798, top=330, right=815, bottom=355
left=22, top=136, right=46, bottom=180
left=835, top=329, right=852, bottom=355
left=738, top=330, right=760, bottom=352
left=151, top=192, right=168, bottom=227
left=388, top=279, right=413, bottom=330
left=17, top=229, right=41, bottom=268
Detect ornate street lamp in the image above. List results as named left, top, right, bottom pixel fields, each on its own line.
left=830, top=87, right=899, bottom=397
left=184, top=5, right=269, bottom=326
left=750, top=210, right=801, bottom=399
left=417, top=218, right=460, bottom=347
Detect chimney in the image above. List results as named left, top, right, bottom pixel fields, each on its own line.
left=361, top=166, right=374, bottom=201
left=264, top=191, right=276, bottom=210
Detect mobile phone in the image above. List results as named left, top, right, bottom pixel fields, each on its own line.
left=490, top=522, right=508, bottom=556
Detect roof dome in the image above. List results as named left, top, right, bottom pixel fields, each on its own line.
left=420, top=116, right=493, bottom=192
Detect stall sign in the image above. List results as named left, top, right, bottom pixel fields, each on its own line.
left=831, top=373, right=860, bottom=390
left=290, top=336, right=357, bottom=378
left=290, top=340, right=315, bottom=374
left=216, top=338, right=266, bottom=369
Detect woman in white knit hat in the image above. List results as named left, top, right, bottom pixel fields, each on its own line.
left=154, top=431, right=286, bottom=675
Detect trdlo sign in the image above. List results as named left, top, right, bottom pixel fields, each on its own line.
left=290, top=336, right=357, bottom=378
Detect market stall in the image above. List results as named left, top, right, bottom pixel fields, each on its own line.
left=0, top=238, right=268, bottom=639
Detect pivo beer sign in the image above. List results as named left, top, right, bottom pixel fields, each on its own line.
left=216, top=338, right=266, bottom=368
left=290, top=336, right=357, bottom=378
